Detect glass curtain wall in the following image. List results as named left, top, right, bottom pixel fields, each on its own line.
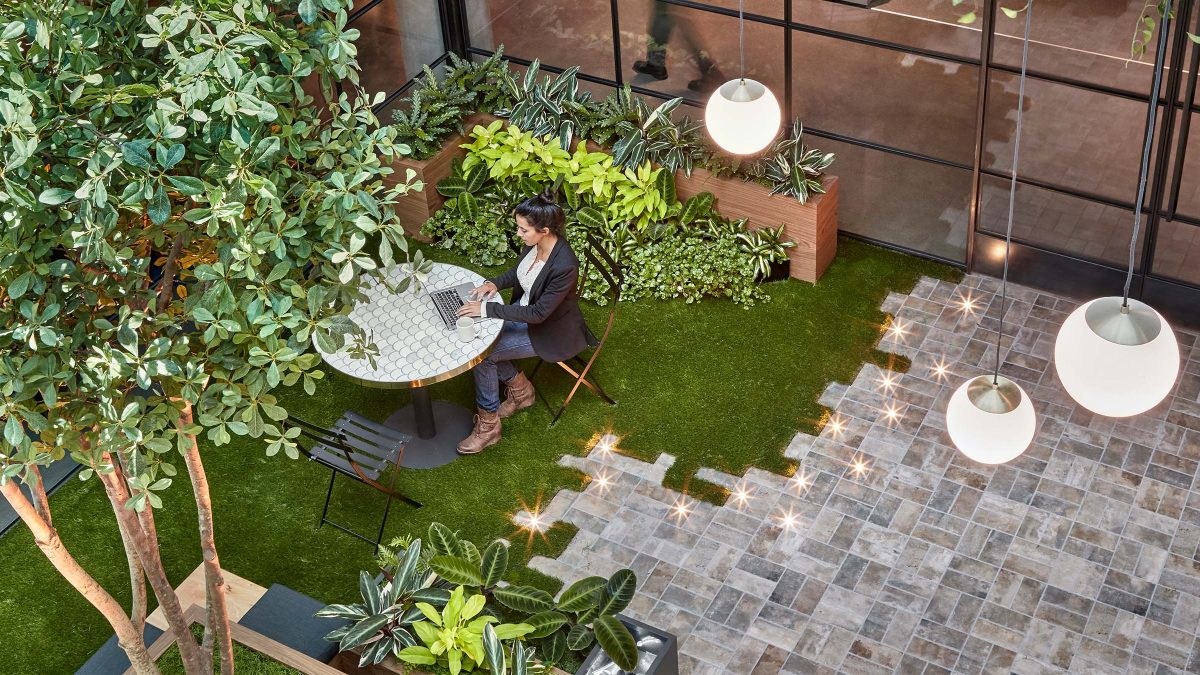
left=353, top=0, right=1200, bottom=326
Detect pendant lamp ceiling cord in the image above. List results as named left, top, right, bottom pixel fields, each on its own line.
left=738, top=0, right=745, bottom=81
left=997, top=0, right=1034, bottom=385
left=1124, top=0, right=1172, bottom=306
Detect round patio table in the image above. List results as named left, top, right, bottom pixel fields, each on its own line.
left=314, top=262, right=503, bottom=468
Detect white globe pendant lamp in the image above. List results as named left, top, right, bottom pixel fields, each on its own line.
left=945, top=1, right=1037, bottom=465
left=1052, top=0, right=1180, bottom=418
left=704, top=0, right=780, bottom=155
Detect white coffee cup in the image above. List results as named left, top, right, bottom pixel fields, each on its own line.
left=456, top=316, right=476, bottom=342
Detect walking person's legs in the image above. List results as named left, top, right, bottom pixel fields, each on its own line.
left=634, top=0, right=675, bottom=80
left=460, top=322, right=538, bottom=454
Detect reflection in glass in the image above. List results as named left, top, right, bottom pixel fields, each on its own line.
left=618, top=0, right=783, bottom=103
left=978, top=176, right=1144, bottom=267
left=1153, top=219, right=1200, bottom=285
left=352, top=0, right=445, bottom=100
left=791, top=30, right=979, bottom=165
left=813, top=137, right=970, bottom=262
left=791, top=0, right=980, bottom=59
left=466, top=0, right=616, bottom=81
left=984, top=72, right=1156, bottom=203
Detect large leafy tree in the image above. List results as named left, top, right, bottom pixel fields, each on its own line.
left=0, top=0, right=421, bottom=672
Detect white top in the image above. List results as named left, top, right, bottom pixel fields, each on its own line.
left=482, top=247, right=545, bottom=318
left=313, top=262, right=504, bottom=388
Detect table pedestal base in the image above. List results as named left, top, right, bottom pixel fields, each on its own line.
left=384, top=400, right=475, bottom=468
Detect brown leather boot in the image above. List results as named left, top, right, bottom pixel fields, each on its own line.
left=457, top=409, right=501, bottom=455
left=498, top=372, right=536, bottom=419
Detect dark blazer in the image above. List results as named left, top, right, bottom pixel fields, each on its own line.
left=484, top=238, right=592, bottom=363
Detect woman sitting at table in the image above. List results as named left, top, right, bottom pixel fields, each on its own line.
left=454, top=189, right=591, bottom=455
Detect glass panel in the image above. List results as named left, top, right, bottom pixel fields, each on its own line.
left=791, top=0, right=981, bottom=59
left=990, top=0, right=1189, bottom=98
left=1166, top=112, right=1200, bottom=219
left=618, top=0, right=784, bottom=101
left=1152, top=219, right=1200, bottom=285
left=815, top=137, right=970, bottom=262
left=466, top=0, right=616, bottom=81
left=352, top=0, right=445, bottom=100
left=791, top=30, right=978, bottom=165
left=677, top=0, right=783, bottom=20
left=977, top=176, right=1145, bottom=267
left=983, top=72, right=1155, bottom=204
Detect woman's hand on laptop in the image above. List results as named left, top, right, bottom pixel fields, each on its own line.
left=456, top=301, right=482, bottom=318
left=470, top=282, right=497, bottom=300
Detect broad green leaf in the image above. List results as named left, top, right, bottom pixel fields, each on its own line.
left=167, top=175, right=205, bottom=196
left=566, top=623, right=594, bottom=651
left=339, top=613, right=390, bottom=649
left=397, top=646, right=436, bottom=666
left=494, top=585, right=554, bottom=613
left=557, top=576, right=605, bottom=612
left=596, top=569, right=636, bottom=615
left=482, top=623, right=504, bottom=674
left=542, top=630, right=567, bottom=665
left=593, top=615, right=638, bottom=671
left=428, top=555, right=482, bottom=586
left=148, top=185, right=171, bottom=224
left=120, top=140, right=153, bottom=168
left=38, top=188, right=73, bottom=205
left=524, top=610, right=567, bottom=638
left=480, top=541, right=508, bottom=588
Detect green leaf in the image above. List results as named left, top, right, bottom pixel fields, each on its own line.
left=297, top=0, right=319, bottom=23
left=480, top=541, right=508, bottom=587
left=120, top=140, right=153, bottom=169
left=566, top=623, right=594, bottom=651
left=957, top=10, right=977, bottom=23
left=593, top=615, right=638, bottom=671
left=148, top=185, right=171, bottom=224
left=542, top=630, right=567, bottom=665
left=655, top=167, right=676, bottom=205
left=159, top=143, right=185, bottom=169
left=1001, top=6, right=1020, bottom=18
left=409, top=588, right=451, bottom=605
left=437, top=176, right=468, bottom=197
left=339, top=613, right=390, bottom=649
left=557, top=576, right=605, bottom=612
left=397, top=646, right=436, bottom=666
left=596, top=569, right=636, bottom=615
left=428, top=555, right=483, bottom=586
left=360, top=570, right=382, bottom=614
left=493, top=585, right=555, bottom=613
left=427, top=522, right=461, bottom=556
left=524, top=610, right=567, bottom=639
left=8, top=271, right=33, bottom=300
left=575, top=206, right=607, bottom=231
left=482, top=623, right=505, bottom=674
left=38, top=188, right=73, bottom=205
left=679, top=192, right=713, bottom=225
left=167, top=175, right=205, bottom=196
left=459, top=192, right=480, bottom=221
left=4, top=414, right=24, bottom=448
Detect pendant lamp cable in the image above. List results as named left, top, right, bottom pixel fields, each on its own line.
left=738, top=0, right=745, bottom=81
left=997, top=0, right=1034, bottom=385
left=1124, top=0, right=1172, bottom=306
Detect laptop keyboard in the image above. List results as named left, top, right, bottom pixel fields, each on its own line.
left=431, top=288, right=465, bottom=329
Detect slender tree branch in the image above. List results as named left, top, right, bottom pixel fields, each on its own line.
left=156, top=232, right=186, bottom=314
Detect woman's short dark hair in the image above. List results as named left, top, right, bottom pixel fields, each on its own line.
left=514, top=189, right=566, bottom=238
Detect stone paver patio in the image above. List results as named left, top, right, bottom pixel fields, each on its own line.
left=522, top=274, right=1200, bottom=674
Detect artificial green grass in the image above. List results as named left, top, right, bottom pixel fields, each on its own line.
left=0, top=237, right=957, bottom=673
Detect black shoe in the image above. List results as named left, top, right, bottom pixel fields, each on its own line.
left=633, top=60, right=668, bottom=80
left=687, top=69, right=726, bottom=95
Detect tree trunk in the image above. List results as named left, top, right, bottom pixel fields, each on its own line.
left=0, top=479, right=162, bottom=675
left=178, top=401, right=235, bottom=675
left=97, top=455, right=210, bottom=675
left=109, top=454, right=149, bottom=630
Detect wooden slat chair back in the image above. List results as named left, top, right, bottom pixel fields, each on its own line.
left=530, top=233, right=623, bottom=426
left=288, top=413, right=419, bottom=550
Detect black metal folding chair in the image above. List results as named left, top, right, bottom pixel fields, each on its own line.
left=289, top=412, right=419, bottom=550
left=529, top=234, right=622, bottom=426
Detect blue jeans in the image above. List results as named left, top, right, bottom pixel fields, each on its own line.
left=474, top=321, right=537, bottom=412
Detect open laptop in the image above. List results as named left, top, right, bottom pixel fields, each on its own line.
left=428, top=282, right=476, bottom=329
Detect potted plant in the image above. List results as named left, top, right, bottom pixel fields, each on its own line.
left=575, top=614, right=678, bottom=675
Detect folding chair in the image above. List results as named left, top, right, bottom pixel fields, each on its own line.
left=529, top=234, right=622, bottom=426
left=289, top=413, right=419, bottom=550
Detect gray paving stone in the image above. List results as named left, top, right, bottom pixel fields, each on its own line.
left=524, top=275, right=1200, bottom=674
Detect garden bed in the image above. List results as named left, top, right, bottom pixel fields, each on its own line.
left=675, top=169, right=838, bottom=284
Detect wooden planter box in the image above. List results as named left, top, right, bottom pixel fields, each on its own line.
left=385, top=113, right=499, bottom=239
left=675, top=169, right=839, bottom=284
